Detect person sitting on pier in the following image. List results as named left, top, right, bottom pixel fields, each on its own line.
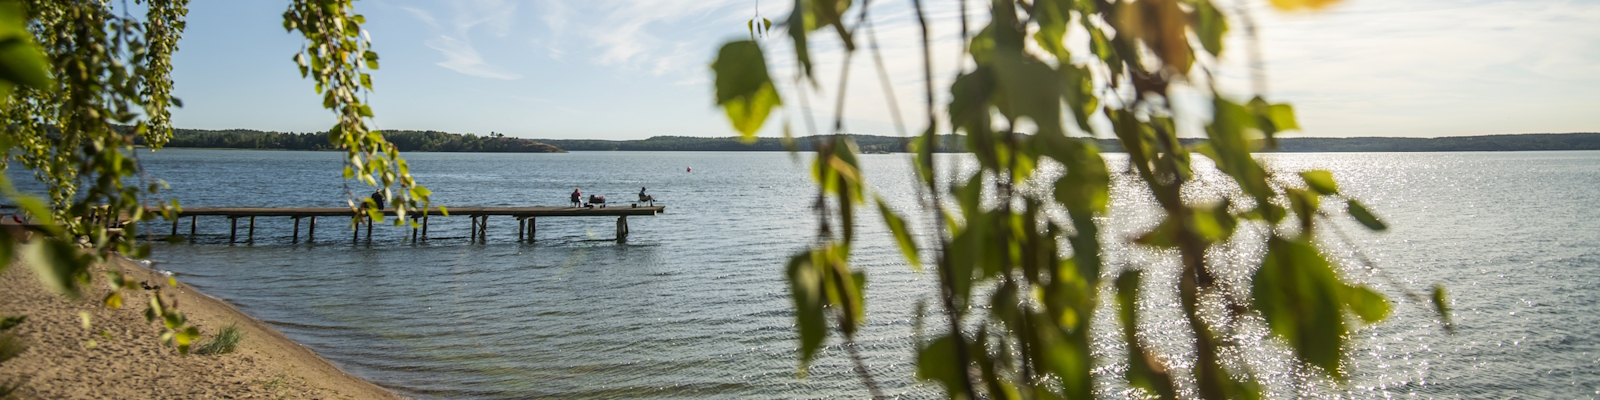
left=370, top=190, right=386, bottom=210
left=638, top=187, right=655, bottom=206
left=571, top=188, right=581, bottom=207
left=587, top=194, right=606, bottom=208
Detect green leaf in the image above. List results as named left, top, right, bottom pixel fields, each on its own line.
left=948, top=67, right=995, bottom=136
left=1249, top=97, right=1300, bottom=141
left=846, top=269, right=867, bottom=326
left=0, top=1, right=53, bottom=92
left=1134, top=217, right=1180, bottom=249
left=876, top=197, right=922, bottom=271
left=785, top=252, right=828, bottom=375
left=1252, top=237, right=1349, bottom=380
left=786, top=0, right=815, bottom=79
left=1192, top=0, right=1228, bottom=56
left=711, top=40, right=781, bottom=138
left=1287, top=188, right=1320, bottom=237
left=1300, top=170, right=1339, bottom=195
left=1188, top=204, right=1236, bottom=243
left=1060, top=63, right=1099, bottom=134
left=992, top=53, right=1064, bottom=137
left=1266, top=104, right=1298, bottom=131
left=1431, top=284, right=1454, bottom=334
left=1343, top=285, right=1390, bottom=323
left=1206, top=97, right=1273, bottom=203
left=1116, top=270, right=1176, bottom=399
left=1040, top=136, right=1109, bottom=216
left=1032, top=0, right=1071, bottom=60
left=1345, top=199, right=1387, bottom=231
left=25, top=239, right=90, bottom=299
left=916, top=335, right=966, bottom=395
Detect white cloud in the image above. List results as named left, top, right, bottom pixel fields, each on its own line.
left=1215, top=0, right=1600, bottom=136
left=541, top=1, right=747, bottom=75
left=402, top=1, right=524, bottom=80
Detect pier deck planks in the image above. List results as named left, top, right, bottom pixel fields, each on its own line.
left=172, top=206, right=664, bottom=218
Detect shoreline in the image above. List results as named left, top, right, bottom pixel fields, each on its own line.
left=0, top=254, right=398, bottom=399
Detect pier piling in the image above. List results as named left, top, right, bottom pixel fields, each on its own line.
left=158, top=206, right=661, bottom=245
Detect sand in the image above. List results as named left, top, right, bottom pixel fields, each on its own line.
left=0, top=255, right=399, bottom=399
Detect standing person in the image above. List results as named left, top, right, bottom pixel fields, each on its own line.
left=571, top=188, right=581, bottom=207
left=370, top=190, right=385, bottom=210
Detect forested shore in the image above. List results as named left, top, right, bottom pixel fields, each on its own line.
left=540, top=132, right=1600, bottom=152
left=150, top=128, right=1599, bottom=153
left=143, top=128, right=565, bottom=153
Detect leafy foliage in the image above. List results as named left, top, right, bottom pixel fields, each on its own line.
left=0, top=0, right=193, bottom=356
left=0, top=0, right=429, bottom=358
left=711, top=0, right=1455, bottom=398
left=283, top=0, right=433, bottom=224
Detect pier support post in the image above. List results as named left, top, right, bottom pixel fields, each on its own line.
left=366, top=215, right=373, bottom=244
left=293, top=217, right=301, bottom=243
left=352, top=217, right=360, bottom=244
left=248, top=216, right=256, bottom=244
left=518, top=217, right=525, bottom=243
left=190, top=216, right=196, bottom=242
left=528, top=217, right=535, bottom=243
left=229, top=217, right=237, bottom=245
left=308, top=216, right=316, bottom=242
left=421, top=213, right=429, bottom=240
left=480, top=215, right=488, bottom=243
left=411, top=216, right=418, bottom=244
left=171, top=218, right=178, bottom=237
left=616, top=216, right=628, bottom=242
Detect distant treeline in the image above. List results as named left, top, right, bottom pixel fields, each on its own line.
left=146, top=128, right=565, bottom=153
left=149, top=128, right=1600, bottom=153
left=537, top=134, right=967, bottom=153
left=541, top=132, right=1600, bottom=153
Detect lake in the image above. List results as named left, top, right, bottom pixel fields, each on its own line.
left=15, top=149, right=1598, bottom=398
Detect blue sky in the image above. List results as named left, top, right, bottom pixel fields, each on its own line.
left=167, top=0, right=1598, bottom=140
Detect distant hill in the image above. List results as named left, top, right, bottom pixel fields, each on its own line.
left=539, top=132, right=1600, bottom=153
left=148, top=128, right=566, bottom=153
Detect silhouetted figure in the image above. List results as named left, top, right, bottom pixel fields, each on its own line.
left=571, top=188, right=581, bottom=207
left=370, top=190, right=385, bottom=210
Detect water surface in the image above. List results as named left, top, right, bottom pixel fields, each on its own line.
left=18, top=149, right=1596, bottom=398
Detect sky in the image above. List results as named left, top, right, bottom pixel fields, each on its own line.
left=166, top=0, right=1599, bottom=140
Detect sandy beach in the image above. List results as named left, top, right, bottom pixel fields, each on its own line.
left=0, top=255, right=398, bottom=399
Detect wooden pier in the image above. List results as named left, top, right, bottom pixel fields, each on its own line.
left=162, top=205, right=664, bottom=244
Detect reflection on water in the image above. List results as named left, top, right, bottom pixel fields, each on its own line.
left=17, top=149, right=1596, bottom=398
